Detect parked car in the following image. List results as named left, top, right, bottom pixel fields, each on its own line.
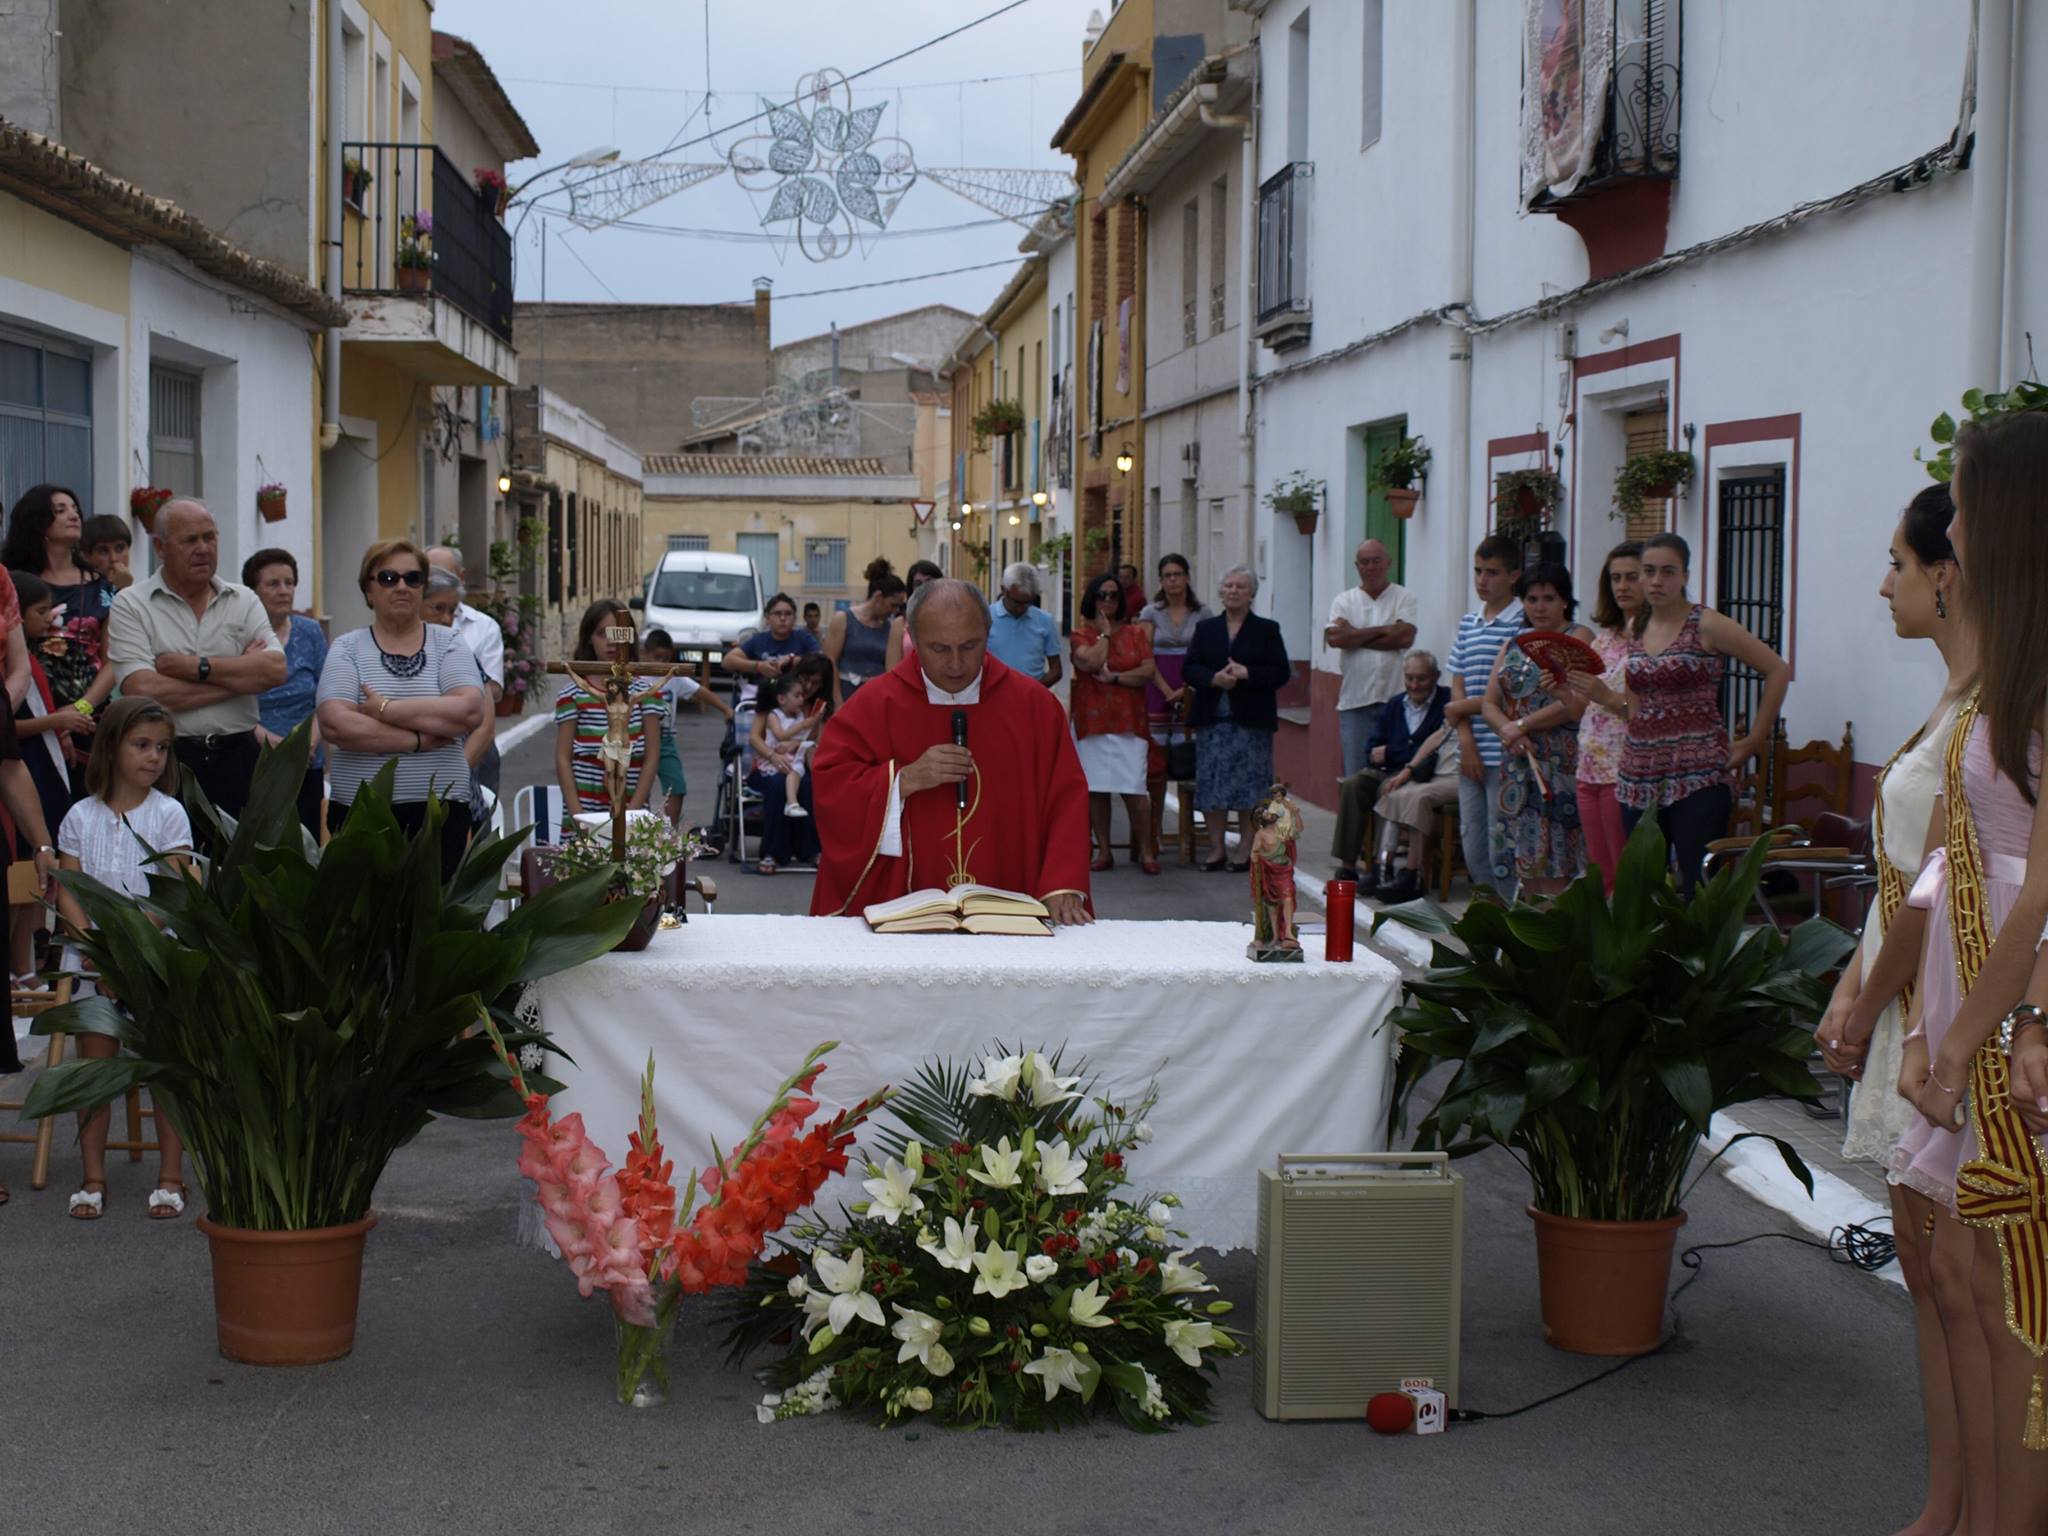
left=634, top=550, right=765, bottom=671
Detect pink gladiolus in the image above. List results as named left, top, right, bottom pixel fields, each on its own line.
left=610, top=1277, right=656, bottom=1328
left=585, top=1178, right=624, bottom=1222
left=565, top=1140, right=610, bottom=1189
left=597, top=1217, right=643, bottom=1269
left=547, top=1212, right=594, bottom=1259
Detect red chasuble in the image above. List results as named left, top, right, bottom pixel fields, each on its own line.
left=809, top=654, right=1092, bottom=915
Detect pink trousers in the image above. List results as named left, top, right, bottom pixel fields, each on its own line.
left=1578, top=780, right=1624, bottom=895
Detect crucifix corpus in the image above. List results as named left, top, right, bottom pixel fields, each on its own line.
left=545, top=626, right=685, bottom=866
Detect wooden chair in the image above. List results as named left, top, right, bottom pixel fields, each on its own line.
left=0, top=862, right=156, bottom=1190
left=1703, top=723, right=1865, bottom=924
left=1433, top=802, right=1465, bottom=900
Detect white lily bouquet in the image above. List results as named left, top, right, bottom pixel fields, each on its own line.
left=717, top=1046, right=1241, bottom=1431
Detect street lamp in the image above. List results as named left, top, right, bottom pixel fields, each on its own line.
left=496, top=473, right=513, bottom=494
left=1031, top=490, right=1049, bottom=508
left=959, top=501, right=973, bottom=517
left=951, top=519, right=963, bottom=531
left=1114, top=445, right=1134, bottom=475
left=1007, top=513, right=1022, bottom=526
left=508, top=145, right=622, bottom=206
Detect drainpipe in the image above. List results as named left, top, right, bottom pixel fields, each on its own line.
left=320, top=0, right=343, bottom=451
left=1966, top=0, right=2014, bottom=388
left=1442, top=0, right=1477, bottom=632
left=1236, top=67, right=1259, bottom=588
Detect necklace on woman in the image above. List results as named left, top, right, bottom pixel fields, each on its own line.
left=372, top=626, right=427, bottom=679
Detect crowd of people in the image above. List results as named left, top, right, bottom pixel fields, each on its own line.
left=1328, top=528, right=1791, bottom=904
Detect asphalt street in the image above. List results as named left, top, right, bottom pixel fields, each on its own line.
left=0, top=701, right=1926, bottom=1534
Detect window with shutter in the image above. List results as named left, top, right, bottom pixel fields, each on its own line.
left=1621, top=406, right=1670, bottom=540
left=1182, top=200, right=1199, bottom=349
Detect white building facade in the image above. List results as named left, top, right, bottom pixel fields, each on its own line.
left=1232, top=0, right=2042, bottom=810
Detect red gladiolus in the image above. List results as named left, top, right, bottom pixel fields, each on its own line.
left=1103, top=1152, right=1124, bottom=1170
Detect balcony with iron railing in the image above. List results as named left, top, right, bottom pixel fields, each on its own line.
left=1523, top=0, right=1682, bottom=277
left=340, top=141, right=516, bottom=374
left=1255, top=162, right=1312, bottom=351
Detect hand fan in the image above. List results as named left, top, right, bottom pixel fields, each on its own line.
left=1513, top=630, right=1604, bottom=687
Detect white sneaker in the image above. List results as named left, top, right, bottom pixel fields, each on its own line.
left=784, top=804, right=809, bottom=818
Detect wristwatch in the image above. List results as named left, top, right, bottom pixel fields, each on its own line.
left=2000, top=1004, right=2048, bottom=1056
left=196, top=656, right=212, bottom=682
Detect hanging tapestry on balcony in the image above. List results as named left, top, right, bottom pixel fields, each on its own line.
left=1520, top=0, right=1615, bottom=209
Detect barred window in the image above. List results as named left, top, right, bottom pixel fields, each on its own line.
left=666, top=533, right=710, bottom=552
left=805, top=537, right=847, bottom=587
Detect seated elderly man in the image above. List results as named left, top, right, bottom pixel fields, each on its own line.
left=1330, top=650, right=1449, bottom=892
left=985, top=562, right=1063, bottom=687
left=1365, top=724, right=1463, bottom=904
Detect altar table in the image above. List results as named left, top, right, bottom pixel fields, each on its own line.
left=526, top=916, right=1402, bottom=1252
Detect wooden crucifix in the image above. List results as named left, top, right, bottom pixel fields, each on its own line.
left=545, top=625, right=687, bottom=865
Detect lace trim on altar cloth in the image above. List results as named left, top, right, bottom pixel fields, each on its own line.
left=534, top=918, right=1393, bottom=998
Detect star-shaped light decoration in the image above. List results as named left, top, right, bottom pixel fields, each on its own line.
left=728, top=68, right=918, bottom=261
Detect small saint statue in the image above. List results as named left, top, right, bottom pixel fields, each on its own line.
left=1247, top=783, right=1305, bottom=962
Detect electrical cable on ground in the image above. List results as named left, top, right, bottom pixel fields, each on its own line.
left=1448, top=1223, right=1896, bottom=1426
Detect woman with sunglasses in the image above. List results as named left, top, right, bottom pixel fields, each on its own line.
left=315, top=539, right=486, bottom=879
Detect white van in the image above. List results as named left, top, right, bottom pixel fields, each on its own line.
left=634, top=550, right=765, bottom=665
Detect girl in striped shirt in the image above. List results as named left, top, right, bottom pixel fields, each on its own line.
left=554, top=599, right=659, bottom=820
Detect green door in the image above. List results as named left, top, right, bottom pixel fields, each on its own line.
left=1355, top=418, right=1407, bottom=581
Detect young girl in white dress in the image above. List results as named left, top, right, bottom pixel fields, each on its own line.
left=56, top=698, right=192, bottom=1221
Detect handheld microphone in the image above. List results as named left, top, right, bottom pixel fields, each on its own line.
left=952, top=709, right=969, bottom=810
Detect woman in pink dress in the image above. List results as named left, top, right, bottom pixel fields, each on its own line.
left=1574, top=540, right=1642, bottom=895
left=1865, top=411, right=2048, bottom=1530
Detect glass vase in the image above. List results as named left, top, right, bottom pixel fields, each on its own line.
left=615, top=1309, right=674, bottom=1408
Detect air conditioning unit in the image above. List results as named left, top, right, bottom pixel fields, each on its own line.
left=1252, top=1152, right=1464, bottom=1421
left=1180, top=441, right=1200, bottom=478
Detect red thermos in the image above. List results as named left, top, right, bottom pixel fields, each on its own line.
left=1324, top=880, right=1356, bottom=962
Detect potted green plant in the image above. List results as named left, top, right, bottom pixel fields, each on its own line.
left=1379, top=819, right=1853, bottom=1357
left=343, top=155, right=372, bottom=210
left=1612, top=449, right=1695, bottom=523
left=1918, top=380, right=2048, bottom=480
left=970, top=397, right=1026, bottom=445
left=22, top=725, right=639, bottom=1366
left=1493, top=467, right=1563, bottom=543
left=396, top=211, right=435, bottom=293
left=1369, top=436, right=1432, bottom=519
left=1264, top=471, right=1325, bottom=536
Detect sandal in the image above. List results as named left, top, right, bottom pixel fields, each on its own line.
left=757, top=859, right=777, bottom=876
left=1140, top=858, right=1161, bottom=877
left=1089, top=852, right=1114, bottom=873
left=147, top=1182, right=187, bottom=1220
left=68, top=1180, right=106, bottom=1221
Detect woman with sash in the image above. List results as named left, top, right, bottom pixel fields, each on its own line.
left=1855, top=412, right=2048, bottom=1532
left=1820, top=483, right=1977, bottom=1536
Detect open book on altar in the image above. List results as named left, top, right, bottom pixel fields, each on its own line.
left=862, top=884, right=1053, bottom=937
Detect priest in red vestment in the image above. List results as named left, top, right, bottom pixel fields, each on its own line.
left=810, top=580, right=1093, bottom=924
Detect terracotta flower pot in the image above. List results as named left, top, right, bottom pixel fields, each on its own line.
left=1385, top=487, right=1421, bottom=520
left=1643, top=482, right=1676, bottom=502
left=197, top=1211, right=377, bottom=1365
left=494, top=691, right=525, bottom=719
left=1289, top=509, right=1319, bottom=537
left=1527, top=1205, right=1685, bottom=1356
left=257, top=493, right=288, bottom=524
left=397, top=264, right=431, bottom=294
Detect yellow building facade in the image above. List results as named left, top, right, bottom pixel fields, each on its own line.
left=1052, top=0, right=1156, bottom=586
left=988, top=263, right=1050, bottom=582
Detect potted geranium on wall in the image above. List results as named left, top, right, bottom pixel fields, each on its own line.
left=256, top=482, right=288, bottom=524
left=22, top=726, right=639, bottom=1366
left=1612, top=449, right=1695, bottom=524
left=131, top=485, right=173, bottom=534
left=475, top=166, right=510, bottom=218
left=1379, top=820, right=1851, bottom=1357
left=970, top=397, right=1026, bottom=446
left=1493, top=467, right=1563, bottom=544
left=1264, top=471, right=1325, bottom=536
left=1369, top=435, right=1431, bottom=519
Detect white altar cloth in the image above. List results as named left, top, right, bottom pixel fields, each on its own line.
left=526, top=916, right=1402, bottom=1252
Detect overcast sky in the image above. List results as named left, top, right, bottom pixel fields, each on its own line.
left=432, top=0, right=1101, bottom=339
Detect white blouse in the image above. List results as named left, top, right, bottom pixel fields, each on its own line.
left=57, top=790, right=193, bottom=898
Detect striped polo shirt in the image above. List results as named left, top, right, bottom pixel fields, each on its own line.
left=1448, top=599, right=1526, bottom=769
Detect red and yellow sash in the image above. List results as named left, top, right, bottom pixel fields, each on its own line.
left=1946, top=692, right=2048, bottom=1450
